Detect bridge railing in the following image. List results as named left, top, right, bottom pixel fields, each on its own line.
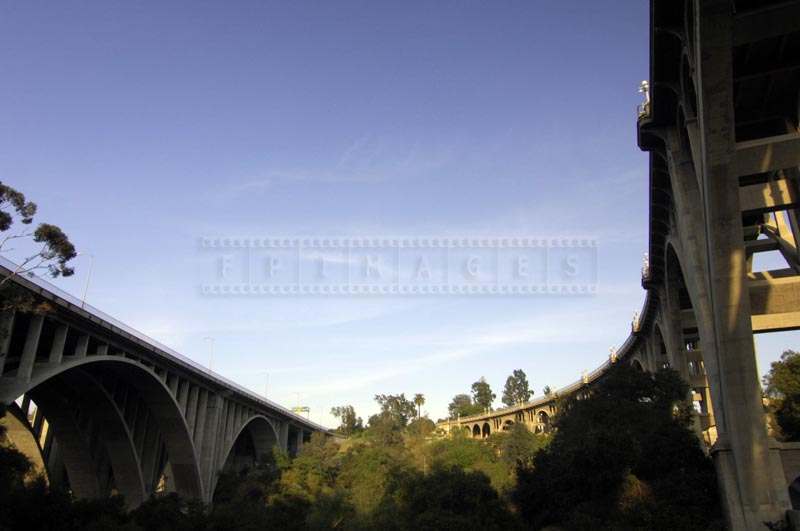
left=0, top=256, right=329, bottom=432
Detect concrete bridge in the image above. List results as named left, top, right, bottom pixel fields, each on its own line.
left=0, top=257, right=328, bottom=507
left=440, top=1, right=800, bottom=528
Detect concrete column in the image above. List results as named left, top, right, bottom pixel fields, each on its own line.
left=177, top=381, right=190, bottom=416
left=695, top=2, right=790, bottom=526
left=167, top=374, right=179, bottom=397
left=31, top=405, right=45, bottom=438
left=17, top=315, right=44, bottom=382
left=20, top=395, right=31, bottom=418
left=74, top=335, right=89, bottom=358
left=0, top=310, right=15, bottom=375
left=48, top=325, right=68, bottom=364
left=185, top=385, right=199, bottom=435
left=199, top=393, right=222, bottom=501
left=140, top=417, right=160, bottom=493
left=193, top=389, right=208, bottom=449
left=96, top=344, right=108, bottom=356
left=278, top=421, right=289, bottom=452
left=295, top=429, right=304, bottom=454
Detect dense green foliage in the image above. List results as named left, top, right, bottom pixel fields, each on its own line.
left=0, top=366, right=725, bottom=530
left=502, top=369, right=533, bottom=407
left=512, top=364, right=723, bottom=530
left=764, top=349, right=800, bottom=441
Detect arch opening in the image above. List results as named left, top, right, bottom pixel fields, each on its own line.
left=536, top=411, right=551, bottom=434
left=221, top=416, right=279, bottom=475
left=1, top=356, right=203, bottom=505
left=666, top=244, right=715, bottom=446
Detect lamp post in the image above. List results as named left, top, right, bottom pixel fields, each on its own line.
left=203, top=337, right=215, bottom=370
left=76, top=252, right=95, bottom=309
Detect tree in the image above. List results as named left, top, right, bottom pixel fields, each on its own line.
left=0, top=183, right=77, bottom=314
left=330, top=405, right=363, bottom=437
left=375, top=466, right=523, bottom=530
left=502, top=369, right=533, bottom=407
left=512, top=364, right=721, bottom=530
left=447, top=394, right=483, bottom=419
left=489, top=422, right=548, bottom=469
left=413, top=393, right=425, bottom=419
left=471, top=377, right=496, bottom=410
left=763, top=349, right=800, bottom=441
left=374, top=393, right=417, bottom=427
left=0, top=183, right=76, bottom=287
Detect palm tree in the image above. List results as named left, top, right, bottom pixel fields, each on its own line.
left=413, top=393, right=425, bottom=419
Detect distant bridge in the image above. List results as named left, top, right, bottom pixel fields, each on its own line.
left=0, top=257, right=328, bottom=507
left=440, top=2, right=800, bottom=528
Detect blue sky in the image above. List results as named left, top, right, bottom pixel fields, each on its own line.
left=2, top=1, right=796, bottom=428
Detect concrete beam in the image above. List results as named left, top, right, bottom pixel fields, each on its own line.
left=735, top=133, right=800, bottom=177
left=733, top=2, right=800, bottom=46
left=739, top=179, right=799, bottom=214
left=749, top=269, right=800, bottom=331
left=745, top=239, right=780, bottom=255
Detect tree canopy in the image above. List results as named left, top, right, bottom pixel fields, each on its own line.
left=0, top=183, right=76, bottom=284
left=447, top=393, right=483, bottom=419
left=330, top=405, right=363, bottom=437
left=501, top=369, right=533, bottom=407
left=0, top=182, right=77, bottom=313
left=374, top=394, right=417, bottom=428
left=764, top=349, right=800, bottom=441
left=413, top=393, right=425, bottom=419
left=471, top=377, right=495, bottom=410
left=512, top=363, right=721, bottom=530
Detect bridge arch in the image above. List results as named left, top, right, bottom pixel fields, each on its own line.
left=653, top=323, right=669, bottom=369
left=482, top=422, right=491, bottom=438
left=664, top=242, right=716, bottom=444
left=631, top=358, right=645, bottom=372
left=536, top=411, right=551, bottom=434
left=502, top=420, right=514, bottom=432
left=221, top=415, right=279, bottom=472
left=213, top=415, right=280, bottom=500
left=29, top=368, right=147, bottom=507
left=1, top=356, right=203, bottom=503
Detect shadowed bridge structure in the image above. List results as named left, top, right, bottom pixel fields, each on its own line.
left=0, top=257, right=328, bottom=507
left=439, top=1, right=800, bottom=528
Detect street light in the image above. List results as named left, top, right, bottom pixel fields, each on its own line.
left=203, top=337, right=215, bottom=370
left=75, top=252, right=95, bottom=309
